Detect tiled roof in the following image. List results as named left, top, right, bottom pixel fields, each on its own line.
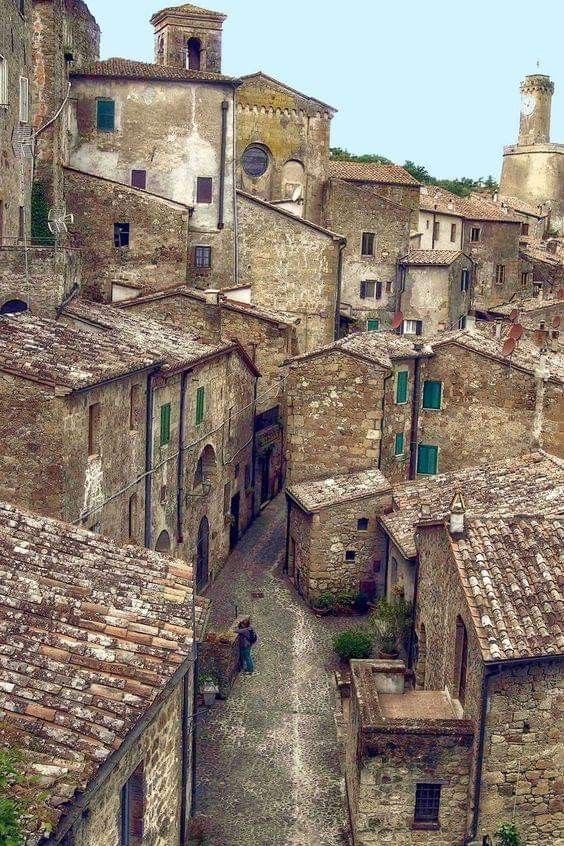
left=288, top=469, right=392, bottom=513
left=401, top=250, right=464, bottom=266
left=489, top=295, right=564, bottom=317
left=448, top=515, right=564, bottom=662
left=520, top=243, right=563, bottom=267
left=328, top=161, right=420, bottom=186
left=151, top=3, right=226, bottom=18
left=71, top=58, right=235, bottom=85
left=381, top=451, right=564, bottom=558
left=419, top=185, right=522, bottom=223
left=497, top=195, right=548, bottom=218
left=288, top=331, right=428, bottom=370
left=0, top=313, right=161, bottom=391
left=0, top=499, right=209, bottom=843
left=239, top=72, right=336, bottom=113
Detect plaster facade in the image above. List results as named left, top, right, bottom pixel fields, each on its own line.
left=399, top=254, right=473, bottom=335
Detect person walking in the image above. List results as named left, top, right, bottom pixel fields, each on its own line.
left=236, top=617, right=257, bottom=674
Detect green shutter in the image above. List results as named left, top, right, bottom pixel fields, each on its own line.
left=417, top=444, right=438, bottom=475
left=97, top=99, right=115, bottom=131
left=422, top=380, right=442, bottom=410
left=367, top=318, right=379, bottom=331
left=394, top=433, right=405, bottom=456
left=396, top=370, right=408, bottom=404
left=196, top=386, right=205, bottom=425
left=160, top=403, right=171, bottom=445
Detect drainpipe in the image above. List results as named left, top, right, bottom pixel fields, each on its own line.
left=177, top=370, right=189, bottom=542
left=179, top=666, right=192, bottom=845
left=251, top=377, right=258, bottom=518
left=377, top=370, right=394, bottom=470
left=467, top=665, right=496, bottom=844
left=431, top=207, right=437, bottom=249
left=407, top=553, right=419, bottom=665
left=232, top=87, right=239, bottom=285
left=144, top=371, right=155, bottom=549
left=408, top=352, right=423, bottom=481
left=218, top=100, right=229, bottom=230
left=381, top=531, right=390, bottom=601
left=334, top=240, right=346, bottom=339
left=190, top=642, right=200, bottom=819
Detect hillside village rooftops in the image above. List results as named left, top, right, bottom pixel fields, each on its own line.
left=496, top=194, right=548, bottom=218
left=401, top=250, right=465, bottom=266
left=381, top=451, right=564, bottom=559
left=328, top=161, right=420, bottom=186
left=0, top=499, right=209, bottom=843
left=287, top=469, right=392, bottom=513
left=488, top=295, right=564, bottom=317
left=71, top=58, right=237, bottom=86
left=441, top=514, right=564, bottom=662
left=287, top=331, right=428, bottom=370
left=419, top=185, right=522, bottom=223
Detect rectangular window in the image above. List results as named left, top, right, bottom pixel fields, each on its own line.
left=120, top=763, right=144, bottom=846
left=129, top=384, right=141, bottom=430
left=450, top=222, right=457, bottom=243
left=458, top=315, right=467, bottom=329
left=18, top=207, right=24, bottom=241
left=359, top=280, right=381, bottom=299
left=196, top=177, right=213, bottom=203
left=417, top=444, right=439, bottom=475
left=521, top=270, right=531, bottom=286
left=414, top=783, right=441, bottom=825
left=19, top=76, right=29, bottom=122
left=460, top=268, right=470, bottom=292
left=367, top=318, right=379, bottom=331
left=357, top=518, right=369, bottom=531
left=395, top=370, right=408, bottom=404
left=114, top=223, right=130, bottom=248
left=131, top=170, right=147, bottom=190
left=194, top=246, right=212, bottom=268
left=128, top=494, right=137, bottom=540
left=394, top=432, right=405, bottom=456
left=402, top=319, right=422, bottom=336
left=422, top=380, right=442, bottom=410
left=160, top=403, right=171, bottom=446
left=195, top=386, right=205, bottom=425
left=361, top=232, right=375, bottom=256
left=470, top=226, right=481, bottom=242
left=345, top=550, right=356, bottom=561
left=495, top=264, right=505, bottom=285
left=0, top=56, right=7, bottom=106
left=88, top=403, right=101, bottom=456
left=433, top=220, right=440, bottom=242
left=223, top=482, right=231, bottom=516
left=97, top=98, right=115, bottom=131
left=521, top=222, right=529, bottom=236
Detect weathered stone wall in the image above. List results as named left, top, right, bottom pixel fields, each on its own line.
left=285, top=350, right=387, bottom=484
left=384, top=540, right=415, bottom=604
left=236, top=75, right=332, bottom=225
left=379, top=359, right=417, bottom=484
left=501, top=146, right=564, bottom=234
left=237, top=191, right=341, bottom=351
left=463, top=219, right=522, bottom=308
left=63, top=167, right=189, bottom=301
left=323, top=179, right=410, bottom=324
left=154, top=14, right=223, bottom=73
left=0, top=245, right=80, bottom=315
left=400, top=255, right=473, bottom=334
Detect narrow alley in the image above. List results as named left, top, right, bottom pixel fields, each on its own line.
left=195, top=495, right=351, bottom=846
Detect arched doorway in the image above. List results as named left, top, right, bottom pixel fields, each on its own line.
left=196, top=516, right=209, bottom=591
left=0, top=299, right=28, bottom=315
left=186, top=37, right=201, bottom=70
left=155, top=529, right=171, bottom=554
left=193, top=444, right=217, bottom=490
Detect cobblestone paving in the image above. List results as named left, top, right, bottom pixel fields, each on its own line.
left=195, top=495, right=352, bottom=846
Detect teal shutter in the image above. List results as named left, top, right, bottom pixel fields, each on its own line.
left=160, top=403, right=171, bottom=445
left=422, top=380, right=442, bottom=409
left=396, top=370, right=408, bottom=404
left=97, top=99, right=115, bottom=131
left=394, top=433, right=404, bottom=456
left=367, top=318, right=379, bottom=331
left=417, top=444, right=438, bottom=475
left=196, top=386, right=205, bottom=425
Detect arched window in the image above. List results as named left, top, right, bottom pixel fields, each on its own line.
left=416, top=623, right=427, bottom=689
left=186, top=37, right=201, bottom=71
left=242, top=145, right=270, bottom=178
left=0, top=299, right=28, bottom=315
left=196, top=516, right=209, bottom=591
left=155, top=529, right=171, bottom=554
left=193, top=444, right=217, bottom=490
left=282, top=159, right=305, bottom=199
left=454, top=616, right=468, bottom=705
left=156, top=34, right=164, bottom=63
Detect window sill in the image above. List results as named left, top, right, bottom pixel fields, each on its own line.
left=421, top=406, right=442, bottom=412
left=411, top=821, right=440, bottom=832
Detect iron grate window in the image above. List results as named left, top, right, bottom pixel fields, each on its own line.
left=194, top=246, right=211, bottom=268
left=361, top=232, right=375, bottom=256
left=414, top=783, right=441, bottom=823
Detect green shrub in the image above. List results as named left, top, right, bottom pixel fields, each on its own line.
left=0, top=750, right=24, bottom=846
left=335, top=589, right=356, bottom=609
left=333, top=627, right=373, bottom=661
left=353, top=593, right=370, bottom=614
left=495, top=823, right=522, bottom=846
left=314, top=591, right=336, bottom=611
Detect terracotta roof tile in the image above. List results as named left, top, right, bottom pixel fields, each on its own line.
left=328, top=161, right=420, bottom=186
left=420, top=185, right=522, bottom=223
left=0, top=500, right=209, bottom=842
left=401, top=250, right=464, bottom=266
left=288, top=330, right=428, bottom=370
left=288, top=469, right=391, bottom=512
left=71, top=58, right=234, bottom=85
left=489, top=295, right=564, bottom=318
left=151, top=3, right=226, bottom=19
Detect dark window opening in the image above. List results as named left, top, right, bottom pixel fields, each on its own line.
left=114, top=223, right=130, bottom=248
left=255, top=405, right=280, bottom=432
left=120, top=763, right=144, bottom=846
left=450, top=223, right=457, bottom=242
left=131, top=170, right=146, bottom=190
left=357, top=518, right=369, bottom=531
left=360, top=280, right=382, bottom=299
left=433, top=220, right=440, bottom=242
left=18, top=206, right=24, bottom=241
left=186, top=37, right=201, bottom=71
left=194, top=246, right=211, bottom=268
left=242, top=145, right=269, bottom=178
left=414, top=783, right=441, bottom=825
left=521, top=222, right=529, bottom=236
left=458, top=315, right=466, bottom=329
left=361, top=232, right=375, bottom=256
left=495, top=264, right=506, bottom=285
left=454, top=616, right=468, bottom=705
left=197, top=177, right=213, bottom=204
left=345, top=550, right=356, bottom=561
left=460, top=268, right=470, bottom=292
left=470, top=226, right=481, bottom=242
left=0, top=299, right=28, bottom=315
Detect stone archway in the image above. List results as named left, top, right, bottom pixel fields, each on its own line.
left=155, top=529, right=171, bottom=554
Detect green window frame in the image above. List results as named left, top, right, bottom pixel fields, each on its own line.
left=160, top=403, right=171, bottom=446
left=417, top=444, right=438, bottom=475
left=394, top=433, right=405, bottom=456
left=422, top=380, right=442, bottom=410
left=96, top=98, right=115, bottom=131
left=195, top=386, right=205, bottom=425
left=396, top=370, right=409, bottom=404
left=367, top=318, right=379, bottom=331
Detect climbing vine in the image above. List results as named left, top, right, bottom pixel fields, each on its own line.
left=495, top=822, right=522, bottom=846
left=31, top=180, right=55, bottom=245
left=0, top=750, right=25, bottom=846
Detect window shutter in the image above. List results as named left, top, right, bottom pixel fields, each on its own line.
left=394, top=433, right=404, bottom=456
left=196, top=386, right=205, bottom=424
left=376, top=281, right=382, bottom=299
left=197, top=177, right=213, bottom=203
left=422, top=380, right=442, bottom=409
left=367, top=319, right=379, bottom=331
left=97, top=99, right=115, bottom=131
left=359, top=281, right=367, bottom=299
left=129, top=769, right=144, bottom=844
left=415, top=321, right=423, bottom=336
left=160, top=404, right=171, bottom=445
left=396, top=370, right=408, bottom=404
left=417, top=444, right=438, bottom=475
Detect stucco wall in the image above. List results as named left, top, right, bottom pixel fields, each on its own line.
left=400, top=256, right=472, bottom=334
left=501, top=146, right=564, bottom=233
left=418, top=211, right=464, bottom=252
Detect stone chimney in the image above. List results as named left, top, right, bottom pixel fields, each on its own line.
left=203, top=288, right=220, bottom=305
left=448, top=490, right=466, bottom=536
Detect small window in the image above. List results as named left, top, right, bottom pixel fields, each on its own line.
left=450, top=222, right=457, bottom=243
left=454, top=616, right=468, bottom=705
left=458, top=315, right=466, bottom=329
left=194, top=246, right=211, bottom=268
left=361, top=232, right=375, bottom=256
left=242, top=145, right=269, bottom=178
left=19, top=76, right=29, bottom=122
left=357, top=518, right=369, bottom=531
left=129, top=384, right=141, bottom=430
left=160, top=403, right=171, bottom=446
left=367, top=318, right=379, bottom=331
left=425, top=219, right=430, bottom=230
left=433, top=220, right=440, bottom=242
left=414, top=783, right=441, bottom=825
left=186, top=37, right=201, bottom=71
left=114, top=223, right=130, bottom=248
left=395, top=370, right=409, bottom=404
left=345, top=550, right=356, bottom=561
left=97, top=98, right=115, bottom=132
left=521, top=222, right=529, bottom=236
left=195, top=386, right=205, bottom=425
left=196, top=177, right=213, bottom=204
left=422, top=380, right=442, bottom=410
left=385, top=279, right=393, bottom=293
left=417, top=444, right=438, bottom=475
left=18, top=207, right=25, bottom=241
left=120, top=763, right=144, bottom=846
left=394, top=432, right=405, bottom=456
left=402, top=319, right=422, bottom=336
left=128, top=494, right=137, bottom=540
left=360, top=280, right=382, bottom=300
left=88, top=403, right=101, bottom=456
left=460, top=268, right=470, bottom=292
left=131, top=170, right=146, bottom=190
left=0, top=56, right=7, bottom=106
left=521, top=270, right=531, bottom=286
left=223, top=482, right=231, bottom=516
left=470, top=226, right=481, bottom=242
left=495, top=264, right=505, bottom=285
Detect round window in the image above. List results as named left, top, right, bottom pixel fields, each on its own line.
left=242, top=145, right=269, bottom=178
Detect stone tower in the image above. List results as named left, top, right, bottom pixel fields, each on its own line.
left=150, top=3, right=226, bottom=73
left=518, top=74, right=555, bottom=145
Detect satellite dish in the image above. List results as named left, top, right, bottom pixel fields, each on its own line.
left=391, top=311, right=404, bottom=330
left=552, top=315, right=561, bottom=329
left=502, top=337, right=516, bottom=357
left=291, top=184, right=303, bottom=202
left=509, top=308, right=519, bottom=322
left=509, top=323, right=524, bottom=341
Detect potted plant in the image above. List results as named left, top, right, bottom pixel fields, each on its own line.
left=334, top=589, right=357, bottom=615
left=199, top=672, right=219, bottom=706
left=333, top=626, right=374, bottom=662
left=312, top=591, right=336, bottom=616
left=370, top=594, right=412, bottom=659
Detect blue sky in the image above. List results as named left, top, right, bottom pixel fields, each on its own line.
left=87, top=0, right=564, bottom=180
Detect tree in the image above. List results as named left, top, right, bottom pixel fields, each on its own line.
left=330, top=147, right=392, bottom=165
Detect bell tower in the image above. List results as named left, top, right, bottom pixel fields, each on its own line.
left=518, top=74, right=555, bottom=146
left=150, top=4, right=226, bottom=73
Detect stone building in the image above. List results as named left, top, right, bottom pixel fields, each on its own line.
left=500, top=74, right=564, bottom=234
left=236, top=72, right=335, bottom=225
left=0, top=498, right=209, bottom=845
left=398, top=250, right=474, bottom=335
left=486, top=293, right=563, bottom=348
left=150, top=2, right=225, bottom=73
left=327, top=161, right=421, bottom=227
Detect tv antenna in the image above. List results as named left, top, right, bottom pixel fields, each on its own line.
left=48, top=205, right=74, bottom=237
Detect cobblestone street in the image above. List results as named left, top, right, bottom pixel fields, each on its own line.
left=195, top=495, right=351, bottom=846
